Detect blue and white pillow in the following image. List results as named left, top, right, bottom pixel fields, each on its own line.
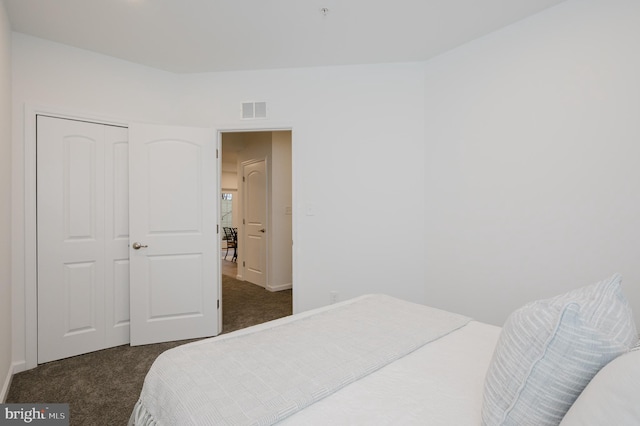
left=481, top=273, right=638, bottom=426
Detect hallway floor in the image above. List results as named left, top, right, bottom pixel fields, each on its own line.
left=221, top=250, right=238, bottom=277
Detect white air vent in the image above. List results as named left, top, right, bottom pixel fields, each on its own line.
left=242, top=102, right=254, bottom=119
left=241, top=101, right=267, bottom=120
left=254, top=102, right=267, bottom=118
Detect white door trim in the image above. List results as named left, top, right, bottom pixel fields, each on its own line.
left=21, top=104, right=129, bottom=370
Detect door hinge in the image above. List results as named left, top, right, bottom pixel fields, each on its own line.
left=243, top=176, right=245, bottom=182
left=217, top=299, right=220, bottom=309
left=243, top=261, right=245, bottom=267
left=216, top=149, right=219, bottom=159
left=217, top=224, right=219, bottom=234
left=242, top=218, right=245, bottom=225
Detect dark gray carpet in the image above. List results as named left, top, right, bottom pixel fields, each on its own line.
left=6, top=275, right=292, bottom=425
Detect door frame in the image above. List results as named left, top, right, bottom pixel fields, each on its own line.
left=216, top=125, right=295, bottom=298
left=22, top=104, right=130, bottom=370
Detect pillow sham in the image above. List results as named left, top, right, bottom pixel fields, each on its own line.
left=559, top=347, right=640, bottom=425
left=481, top=273, right=637, bottom=426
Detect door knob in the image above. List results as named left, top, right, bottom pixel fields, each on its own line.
left=259, top=229, right=266, bottom=233
left=132, top=242, right=148, bottom=250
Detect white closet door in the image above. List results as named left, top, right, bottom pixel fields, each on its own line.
left=37, top=116, right=129, bottom=363
left=129, top=123, right=219, bottom=346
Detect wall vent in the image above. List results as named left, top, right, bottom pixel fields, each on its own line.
left=241, top=101, right=267, bottom=120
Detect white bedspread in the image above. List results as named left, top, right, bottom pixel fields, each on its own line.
left=280, top=320, right=501, bottom=425
left=130, top=294, right=470, bottom=426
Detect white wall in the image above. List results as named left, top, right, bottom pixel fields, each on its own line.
left=270, top=131, right=293, bottom=291
left=179, top=66, right=427, bottom=308
left=11, top=34, right=427, bottom=368
left=221, top=172, right=238, bottom=191
left=423, top=0, right=640, bottom=326
left=0, top=0, right=12, bottom=401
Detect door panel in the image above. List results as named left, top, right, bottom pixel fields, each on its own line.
left=148, top=254, right=203, bottom=318
left=65, top=262, right=97, bottom=334
left=37, top=116, right=127, bottom=363
left=112, top=260, right=131, bottom=326
left=243, top=159, right=267, bottom=287
left=129, top=123, right=218, bottom=346
left=148, top=141, right=202, bottom=232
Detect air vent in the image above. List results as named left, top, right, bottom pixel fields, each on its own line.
left=241, top=101, right=267, bottom=120
left=242, top=102, right=254, bottom=119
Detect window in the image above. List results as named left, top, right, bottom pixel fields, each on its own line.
left=221, top=193, right=233, bottom=231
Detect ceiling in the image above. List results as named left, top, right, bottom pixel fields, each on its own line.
left=4, top=0, right=567, bottom=74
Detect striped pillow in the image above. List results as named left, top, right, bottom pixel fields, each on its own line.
left=481, top=274, right=638, bottom=426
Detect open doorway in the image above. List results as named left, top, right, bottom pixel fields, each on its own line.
left=219, top=130, right=293, bottom=333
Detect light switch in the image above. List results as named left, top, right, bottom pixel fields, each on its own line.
left=305, top=203, right=316, bottom=216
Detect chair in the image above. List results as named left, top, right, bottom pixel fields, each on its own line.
left=231, top=228, right=238, bottom=262
left=223, top=227, right=237, bottom=262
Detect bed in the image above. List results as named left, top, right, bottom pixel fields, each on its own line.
left=130, top=274, right=639, bottom=425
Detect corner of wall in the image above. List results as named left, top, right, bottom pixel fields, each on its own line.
left=0, top=0, right=14, bottom=403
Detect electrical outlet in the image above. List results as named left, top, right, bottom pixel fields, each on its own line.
left=329, top=291, right=339, bottom=304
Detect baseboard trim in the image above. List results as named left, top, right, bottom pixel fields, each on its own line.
left=1, top=361, right=22, bottom=403
left=267, top=282, right=292, bottom=292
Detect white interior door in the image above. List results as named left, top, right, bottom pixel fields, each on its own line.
left=243, top=158, right=267, bottom=287
left=37, top=116, right=130, bottom=364
left=129, top=123, right=219, bottom=346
